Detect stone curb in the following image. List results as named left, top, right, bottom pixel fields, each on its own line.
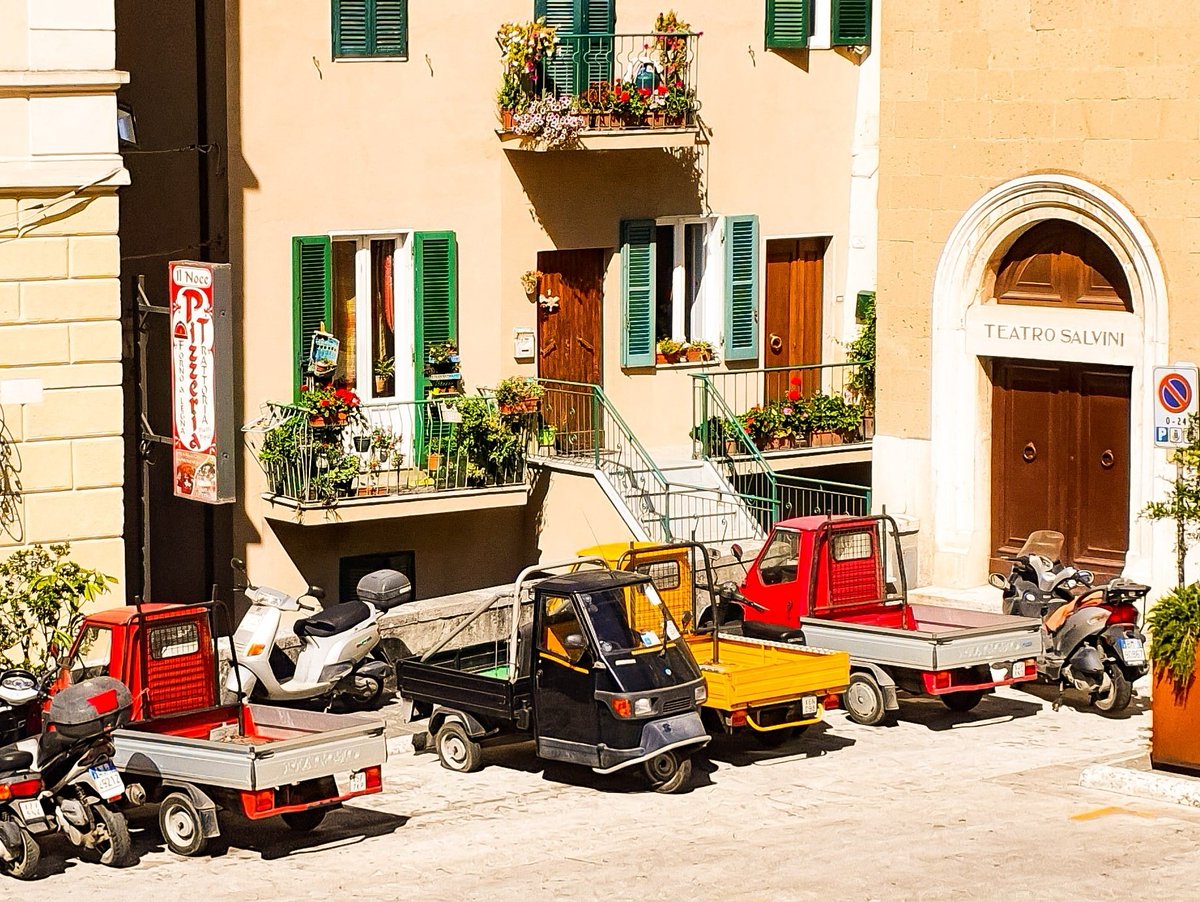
left=1079, top=761, right=1200, bottom=809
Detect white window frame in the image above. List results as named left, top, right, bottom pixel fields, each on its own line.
left=809, top=0, right=833, bottom=50
left=328, top=230, right=415, bottom=404
left=654, top=215, right=722, bottom=354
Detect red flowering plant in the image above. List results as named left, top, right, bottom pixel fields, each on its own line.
left=735, top=404, right=780, bottom=447
left=609, top=81, right=649, bottom=121
left=298, top=384, right=363, bottom=425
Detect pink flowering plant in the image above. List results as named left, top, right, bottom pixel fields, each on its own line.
left=512, top=95, right=586, bottom=149
left=496, top=19, right=558, bottom=114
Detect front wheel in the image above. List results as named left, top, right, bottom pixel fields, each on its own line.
left=0, top=821, right=39, bottom=880
left=86, top=802, right=134, bottom=868
left=844, top=672, right=892, bottom=726
left=340, top=672, right=385, bottom=711
left=158, top=792, right=209, bottom=857
left=643, top=751, right=692, bottom=794
left=435, top=722, right=483, bottom=773
left=941, top=690, right=985, bottom=713
left=1093, top=660, right=1132, bottom=715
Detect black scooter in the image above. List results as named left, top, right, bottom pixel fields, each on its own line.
left=989, top=530, right=1148, bottom=714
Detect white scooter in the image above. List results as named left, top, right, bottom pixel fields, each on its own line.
left=225, top=559, right=411, bottom=709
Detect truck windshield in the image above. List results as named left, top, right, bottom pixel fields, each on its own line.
left=579, top=585, right=682, bottom=655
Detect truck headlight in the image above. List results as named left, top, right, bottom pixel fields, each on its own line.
left=633, top=698, right=653, bottom=717
left=694, top=684, right=707, bottom=705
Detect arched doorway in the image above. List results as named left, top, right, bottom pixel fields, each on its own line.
left=988, top=221, right=1132, bottom=577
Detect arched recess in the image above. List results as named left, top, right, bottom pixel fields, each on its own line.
left=928, top=174, right=1168, bottom=586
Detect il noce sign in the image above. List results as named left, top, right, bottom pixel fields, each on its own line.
left=964, top=305, right=1140, bottom=365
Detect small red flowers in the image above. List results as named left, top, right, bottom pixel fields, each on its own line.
left=787, top=388, right=801, bottom=402
left=656, top=84, right=668, bottom=95
left=789, top=375, right=802, bottom=386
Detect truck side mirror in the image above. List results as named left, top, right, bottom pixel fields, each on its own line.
left=730, top=544, right=743, bottom=562
left=563, top=634, right=586, bottom=650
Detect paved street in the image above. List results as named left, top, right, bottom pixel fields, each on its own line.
left=12, top=682, right=1200, bottom=900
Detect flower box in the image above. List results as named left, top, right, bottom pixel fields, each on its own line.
left=309, top=412, right=349, bottom=428
left=646, top=111, right=666, bottom=129
left=500, top=398, right=540, bottom=415
left=685, top=346, right=714, bottom=363
left=656, top=351, right=684, bottom=365
left=810, top=431, right=844, bottom=447
left=1152, top=658, right=1200, bottom=775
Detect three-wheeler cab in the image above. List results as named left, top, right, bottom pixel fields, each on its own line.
left=735, top=514, right=1042, bottom=725
left=580, top=542, right=851, bottom=747
left=397, top=561, right=710, bottom=793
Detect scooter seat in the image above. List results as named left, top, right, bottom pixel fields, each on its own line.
left=294, top=600, right=371, bottom=638
left=0, top=746, right=33, bottom=775
left=740, top=620, right=808, bottom=645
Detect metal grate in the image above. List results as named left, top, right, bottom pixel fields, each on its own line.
left=144, top=615, right=216, bottom=717
left=661, top=695, right=692, bottom=715
left=826, top=530, right=884, bottom=608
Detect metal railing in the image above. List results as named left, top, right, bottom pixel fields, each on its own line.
left=533, top=379, right=765, bottom=543
left=518, top=32, right=700, bottom=130
left=244, top=398, right=528, bottom=508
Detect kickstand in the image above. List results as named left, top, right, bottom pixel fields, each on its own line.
left=1052, top=689, right=1065, bottom=711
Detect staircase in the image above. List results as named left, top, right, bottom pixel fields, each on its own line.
left=531, top=380, right=764, bottom=547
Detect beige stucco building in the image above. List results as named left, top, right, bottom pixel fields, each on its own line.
left=0, top=0, right=128, bottom=595
left=204, top=0, right=880, bottom=602
left=875, top=1, right=1198, bottom=592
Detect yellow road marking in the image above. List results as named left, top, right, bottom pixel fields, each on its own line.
left=1070, top=806, right=1154, bottom=821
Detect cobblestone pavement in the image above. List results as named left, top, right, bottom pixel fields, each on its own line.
left=11, top=683, right=1200, bottom=901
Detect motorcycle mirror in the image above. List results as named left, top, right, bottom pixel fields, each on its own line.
left=307, top=585, right=326, bottom=601
left=730, top=543, right=743, bottom=562
left=1076, top=570, right=1094, bottom=585
left=563, top=633, right=586, bottom=650
left=988, top=573, right=1008, bottom=590
left=231, top=557, right=245, bottom=571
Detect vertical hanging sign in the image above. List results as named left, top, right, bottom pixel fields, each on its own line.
left=169, top=260, right=235, bottom=504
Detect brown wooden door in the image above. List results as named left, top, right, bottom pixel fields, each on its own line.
left=764, top=238, right=824, bottom=401
left=990, top=359, right=1130, bottom=578
left=536, top=249, right=604, bottom=454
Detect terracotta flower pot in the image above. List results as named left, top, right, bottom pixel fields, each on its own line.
left=1152, top=658, right=1200, bottom=775
left=500, top=109, right=515, bottom=130
left=810, top=431, right=843, bottom=447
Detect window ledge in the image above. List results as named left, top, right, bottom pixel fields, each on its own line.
left=333, top=56, right=409, bottom=63
left=655, top=359, right=720, bottom=371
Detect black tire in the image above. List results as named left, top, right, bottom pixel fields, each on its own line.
left=643, top=752, right=692, bottom=794
left=844, top=672, right=892, bottom=726
left=435, top=722, right=483, bottom=773
left=158, top=791, right=209, bottom=857
left=281, top=808, right=327, bottom=833
left=0, top=822, right=39, bottom=880
left=941, top=690, right=986, bottom=713
left=87, top=802, right=134, bottom=868
left=340, top=673, right=385, bottom=712
left=751, top=727, right=795, bottom=748
left=1093, top=660, right=1133, bottom=715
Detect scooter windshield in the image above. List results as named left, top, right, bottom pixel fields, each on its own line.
left=1017, top=530, right=1065, bottom=560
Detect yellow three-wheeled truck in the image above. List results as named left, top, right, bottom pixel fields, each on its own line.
left=579, top=542, right=851, bottom=746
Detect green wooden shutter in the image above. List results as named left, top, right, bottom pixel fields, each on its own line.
left=414, top=231, right=458, bottom=398
left=765, top=0, right=811, bottom=50
left=581, top=0, right=614, bottom=87
left=536, top=0, right=579, bottom=96
left=374, top=0, right=409, bottom=57
left=621, top=219, right=656, bottom=368
left=723, top=215, right=760, bottom=362
left=292, top=235, right=332, bottom=399
left=333, top=0, right=370, bottom=56
left=832, top=0, right=872, bottom=46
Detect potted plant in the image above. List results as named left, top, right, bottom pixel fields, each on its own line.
left=736, top=404, right=780, bottom=451
left=495, top=18, right=556, bottom=127
left=805, top=392, right=863, bottom=446
left=311, top=446, right=359, bottom=504
left=537, top=422, right=557, bottom=454
left=656, top=338, right=685, bottom=364
left=425, top=341, right=460, bottom=374
left=298, top=384, right=362, bottom=427
left=370, top=426, right=400, bottom=466
left=685, top=340, right=714, bottom=362
left=374, top=356, right=395, bottom=395
left=426, top=437, right=446, bottom=472
left=845, top=292, right=876, bottom=437
left=521, top=270, right=542, bottom=299
left=257, top=412, right=308, bottom=495
left=1148, top=584, right=1200, bottom=773
left=511, top=95, right=586, bottom=149
left=494, top=376, right=545, bottom=415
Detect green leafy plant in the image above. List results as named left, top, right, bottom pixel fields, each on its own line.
left=736, top=404, right=780, bottom=445
left=494, top=376, right=545, bottom=410
left=1148, top=583, right=1200, bottom=692
left=374, top=356, right=395, bottom=379
left=538, top=422, right=557, bottom=446
left=846, top=292, right=876, bottom=412
left=0, top=544, right=113, bottom=673
left=426, top=341, right=459, bottom=366
left=657, top=338, right=685, bottom=359
left=311, top=446, right=359, bottom=504
left=496, top=18, right=557, bottom=116
left=806, top=392, right=864, bottom=437
left=1143, top=413, right=1200, bottom=586
left=297, top=385, right=362, bottom=422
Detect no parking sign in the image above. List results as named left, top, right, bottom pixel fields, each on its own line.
left=1153, top=364, right=1198, bottom=448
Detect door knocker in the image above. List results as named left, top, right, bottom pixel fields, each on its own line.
left=769, top=333, right=783, bottom=353
left=1021, top=442, right=1037, bottom=463
left=1100, top=449, right=1115, bottom=469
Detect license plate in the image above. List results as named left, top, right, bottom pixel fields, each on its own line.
left=801, top=696, right=818, bottom=716
left=1120, top=637, right=1146, bottom=665
left=89, top=763, right=124, bottom=800
left=348, top=770, right=367, bottom=793
left=17, top=800, right=42, bottom=822
left=1012, top=661, right=1027, bottom=679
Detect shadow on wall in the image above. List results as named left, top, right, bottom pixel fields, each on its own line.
left=0, top=406, right=22, bottom=544
left=506, top=146, right=707, bottom=248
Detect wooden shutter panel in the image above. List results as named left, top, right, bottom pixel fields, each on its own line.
left=374, top=0, right=409, bottom=57
left=723, top=215, right=760, bottom=362
left=414, top=231, right=458, bottom=397
left=765, top=0, right=811, bottom=50
left=333, top=0, right=370, bottom=57
left=621, top=219, right=656, bottom=368
left=832, top=0, right=872, bottom=46
left=536, top=0, right=579, bottom=96
left=292, top=235, right=332, bottom=399
left=581, top=0, right=614, bottom=87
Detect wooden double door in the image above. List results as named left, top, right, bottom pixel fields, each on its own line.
left=764, top=238, right=824, bottom=400
left=990, top=359, right=1130, bottom=578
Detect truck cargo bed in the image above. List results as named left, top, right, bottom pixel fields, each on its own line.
left=397, top=642, right=531, bottom=725
left=692, top=635, right=850, bottom=710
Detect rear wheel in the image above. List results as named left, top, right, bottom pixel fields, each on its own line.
left=0, top=821, right=39, bottom=880
left=940, top=690, right=986, bottom=713
left=844, top=672, right=891, bottom=726
left=1093, top=660, right=1132, bottom=715
left=87, top=802, right=133, bottom=868
left=643, top=751, right=692, bottom=794
left=435, top=722, right=483, bottom=773
left=340, top=673, right=385, bottom=711
left=158, top=791, right=209, bottom=857
left=281, top=808, right=327, bottom=833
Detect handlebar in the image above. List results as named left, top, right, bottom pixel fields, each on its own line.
left=717, top=581, right=767, bottom=612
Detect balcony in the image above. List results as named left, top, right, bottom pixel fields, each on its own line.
left=244, top=397, right=530, bottom=525
left=496, top=26, right=702, bottom=152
